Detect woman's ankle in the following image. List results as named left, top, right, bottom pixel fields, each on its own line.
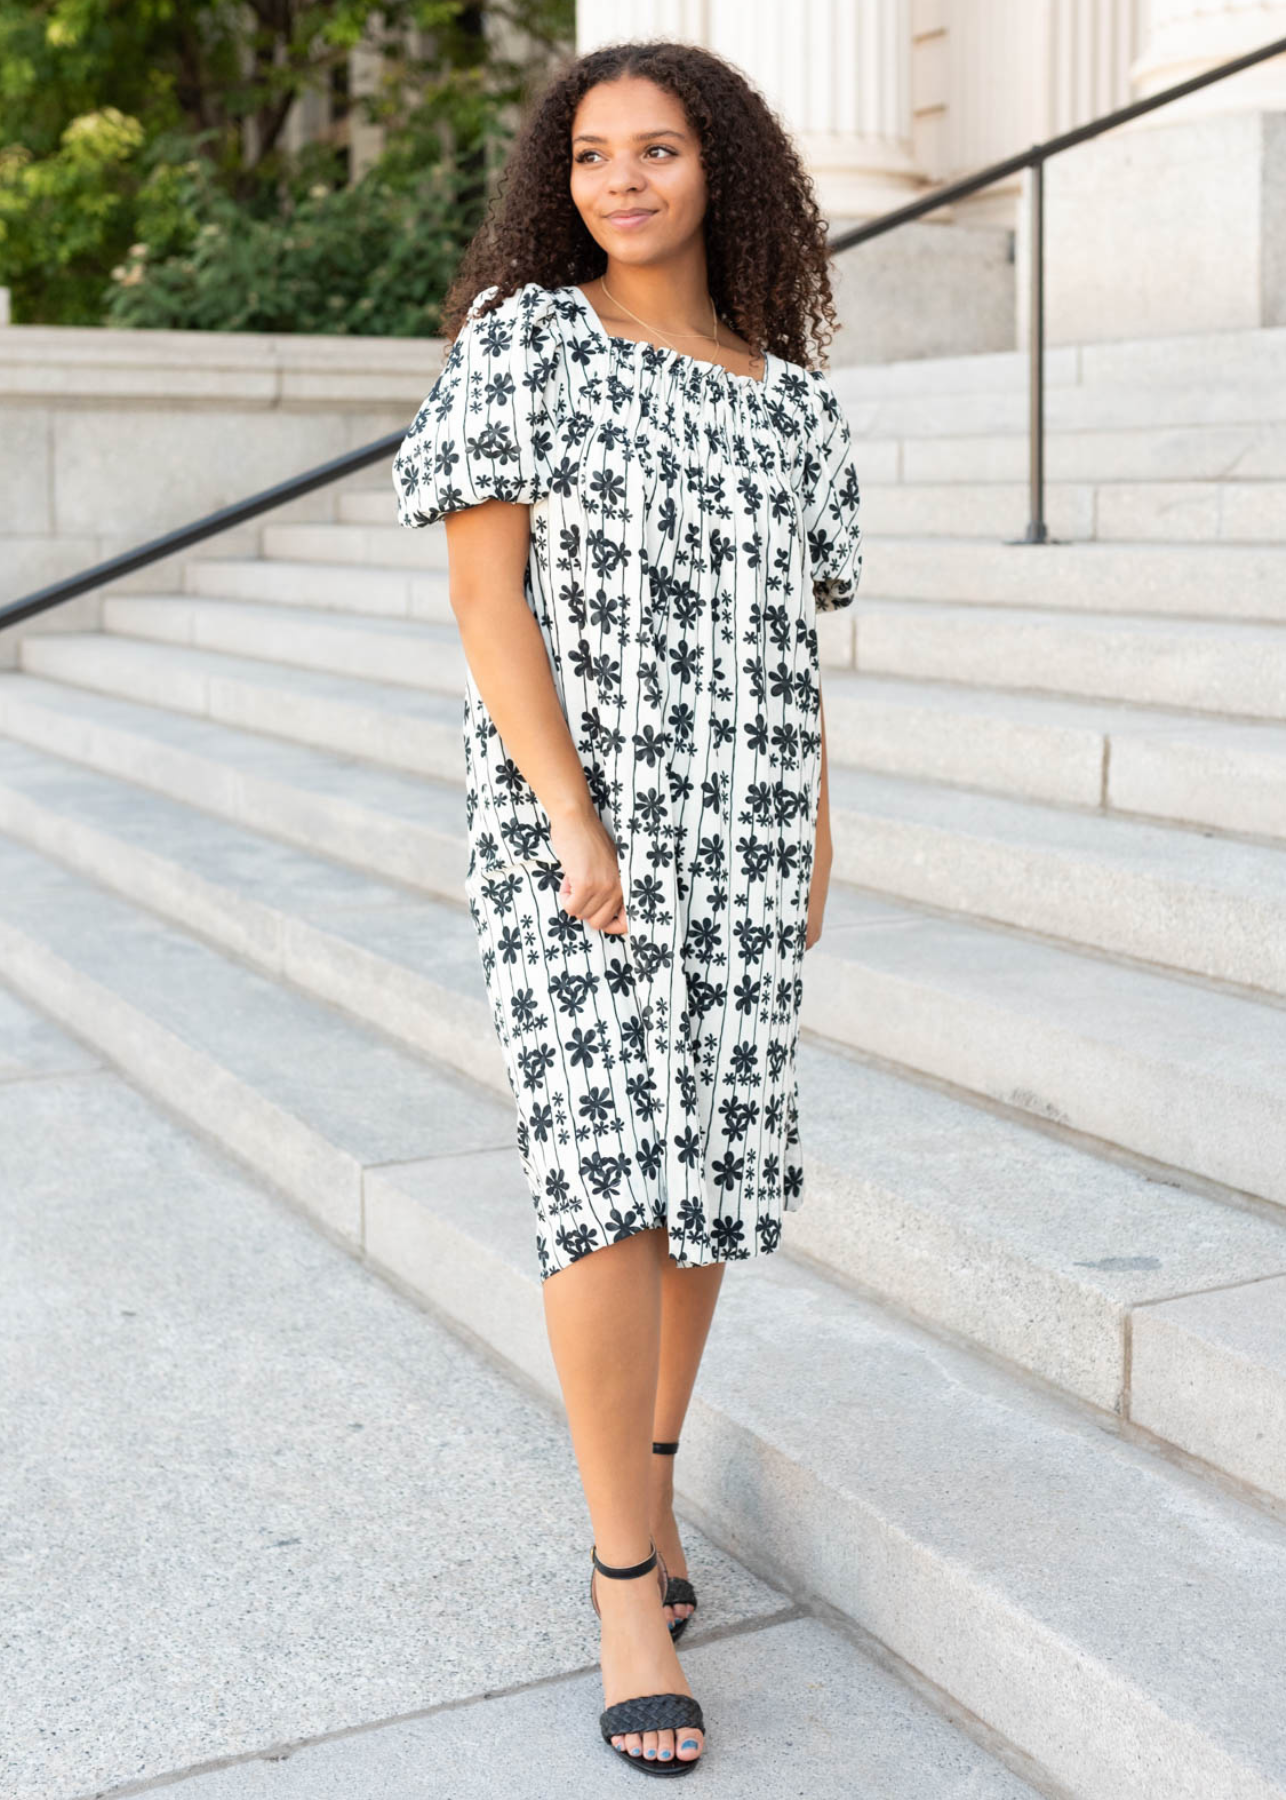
left=593, top=1535, right=658, bottom=1570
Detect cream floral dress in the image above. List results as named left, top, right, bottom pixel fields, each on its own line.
left=392, top=280, right=862, bottom=1281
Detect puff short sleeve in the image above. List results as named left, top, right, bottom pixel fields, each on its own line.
left=800, top=370, right=863, bottom=612
left=392, top=283, right=561, bottom=529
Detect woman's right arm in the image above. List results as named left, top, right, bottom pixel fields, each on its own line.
left=444, top=497, right=629, bottom=937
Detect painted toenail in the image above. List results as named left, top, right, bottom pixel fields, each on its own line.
left=660, top=1749, right=672, bottom=1759
left=645, top=1748, right=656, bottom=1758
left=682, top=1739, right=698, bottom=1749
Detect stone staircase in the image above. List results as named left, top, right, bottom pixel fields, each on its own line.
left=2, top=319, right=1285, bottom=1797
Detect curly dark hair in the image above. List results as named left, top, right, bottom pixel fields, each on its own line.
left=436, top=37, right=840, bottom=371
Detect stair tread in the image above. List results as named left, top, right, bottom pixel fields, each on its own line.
left=26, top=632, right=464, bottom=722
left=819, top=883, right=1285, bottom=1087
left=0, top=671, right=466, bottom=836
left=0, top=831, right=509, bottom=1162
left=0, top=733, right=493, bottom=1003
left=826, top=760, right=1286, bottom=894
left=106, top=594, right=460, bottom=643
left=825, top=665, right=1286, bottom=746
left=856, top=596, right=1286, bottom=639
left=840, top=372, right=1286, bottom=440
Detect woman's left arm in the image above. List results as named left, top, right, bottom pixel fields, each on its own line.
left=806, top=685, right=832, bottom=950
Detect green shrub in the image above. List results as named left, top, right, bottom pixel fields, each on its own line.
left=0, top=0, right=572, bottom=332
left=105, top=143, right=467, bottom=336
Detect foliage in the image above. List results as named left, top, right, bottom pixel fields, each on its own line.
left=0, top=0, right=574, bottom=330
left=105, top=143, right=465, bottom=335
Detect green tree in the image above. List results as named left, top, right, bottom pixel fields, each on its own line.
left=0, top=0, right=573, bottom=329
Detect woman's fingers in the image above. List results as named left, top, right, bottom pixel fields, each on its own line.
left=583, top=895, right=628, bottom=933
left=560, top=876, right=627, bottom=935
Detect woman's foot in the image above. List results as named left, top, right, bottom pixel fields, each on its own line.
left=597, top=1553, right=705, bottom=1766
left=649, top=1456, right=695, bottom=1630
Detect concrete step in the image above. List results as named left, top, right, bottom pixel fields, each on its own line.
left=0, top=831, right=515, bottom=1251
left=100, top=594, right=464, bottom=694
left=831, top=370, right=1286, bottom=443
left=238, top=525, right=1286, bottom=628
left=826, top=322, right=1286, bottom=402
left=183, top=539, right=1286, bottom=642
left=856, top=537, right=1286, bottom=624
left=898, top=418, right=1286, bottom=485
left=260, top=520, right=456, bottom=571
left=825, top=760, right=1286, bottom=997
left=810, top=881, right=1286, bottom=1211
left=133, top=1615, right=1045, bottom=1799
left=854, top=478, right=1286, bottom=544
left=91, top=605, right=1286, bottom=836
left=3, top=733, right=1284, bottom=1478
left=0, top=836, right=1283, bottom=1797
left=181, top=554, right=450, bottom=617
left=855, top=599, right=1286, bottom=721
left=822, top=667, right=1286, bottom=835
left=17, top=634, right=465, bottom=783
left=0, top=735, right=511, bottom=1098
left=338, top=415, right=1286, bottom=518
left=9, top=649, right=1284, bottom=996
left=0, top=671, right=469, bottom=902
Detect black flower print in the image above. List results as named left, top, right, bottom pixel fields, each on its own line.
left=393, top=281, right=862, bottom=1282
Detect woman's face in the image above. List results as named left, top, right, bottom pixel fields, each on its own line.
left=569, top=75, right=707, bottom=267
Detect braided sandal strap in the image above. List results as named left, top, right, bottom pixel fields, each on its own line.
left=600, top=1691, right=704, bottom=1741
left=663, top=1574, right=697, bottom=1610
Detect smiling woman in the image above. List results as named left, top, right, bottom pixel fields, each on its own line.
left=390, top=36, right=860, bottom=1781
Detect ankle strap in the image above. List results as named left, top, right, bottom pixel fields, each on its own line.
left=591, top=1538, right=658, bottom=1579
left=651, top=1440, right=680, bottom=1454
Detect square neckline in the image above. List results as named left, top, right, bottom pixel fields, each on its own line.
left=564, top=283, right=771, bottom=388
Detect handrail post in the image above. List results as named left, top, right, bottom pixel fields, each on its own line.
left=1027, top=149, right=1048, bottom=545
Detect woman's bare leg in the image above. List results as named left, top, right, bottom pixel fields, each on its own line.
left=542, top=1225, right=706, bottom=1767
left=650, top=1258, right=725, bottom=1624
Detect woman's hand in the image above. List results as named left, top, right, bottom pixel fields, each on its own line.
left=548, top=805, right=629, bottom=936
left=807, top=686, right=832, bottom=951
left=805, top=836, right=831, bottom=950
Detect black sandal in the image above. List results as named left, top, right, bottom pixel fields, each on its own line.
left=591, top=1538, right=706, bottom=1775
left=653, top=1439, right=699, bottom=1642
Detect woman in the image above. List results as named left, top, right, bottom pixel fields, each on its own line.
left=392, top=38, right=862, bottom=1776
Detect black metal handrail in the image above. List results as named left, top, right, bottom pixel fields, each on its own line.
left=4, top=27, right=1285, bottom=633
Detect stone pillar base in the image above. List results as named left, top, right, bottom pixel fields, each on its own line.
left=1029, top=108, right=1286, bottom=346
left=827, top=219, right=1014, bottom=368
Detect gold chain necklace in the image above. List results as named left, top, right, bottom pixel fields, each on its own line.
left=597, top=277, right=764, bottom=381
left=599, top=277, right=720, bottom=354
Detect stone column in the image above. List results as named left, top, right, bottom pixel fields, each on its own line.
left=1130, top=1, right=1286, bottom=117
